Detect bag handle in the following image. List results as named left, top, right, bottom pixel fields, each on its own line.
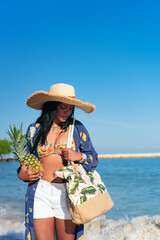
left=67, top=118, right=82, bottom=170
left=67, top=118, right=75, bottom=148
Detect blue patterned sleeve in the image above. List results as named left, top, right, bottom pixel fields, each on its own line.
left=75, top=120, right=98, bottom=172
left=16, top=124, right=35, bottom=175
left=25, top=123, right=38, bottom=154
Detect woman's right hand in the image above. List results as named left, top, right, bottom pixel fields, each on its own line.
left=18, top=162, right=41, bottom=182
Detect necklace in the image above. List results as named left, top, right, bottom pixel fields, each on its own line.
left=51, top=125, right=59, bottom=132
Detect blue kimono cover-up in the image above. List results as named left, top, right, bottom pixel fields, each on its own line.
left=18, top=119, right=98, bottom=240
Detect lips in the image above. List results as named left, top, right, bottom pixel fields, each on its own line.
left=62, top=116, right=68, bottom=120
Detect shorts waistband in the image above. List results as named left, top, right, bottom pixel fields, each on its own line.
left=39, top=179, right=66, bottom=188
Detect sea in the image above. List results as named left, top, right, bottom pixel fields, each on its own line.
left=0, top=157, right=160, bottom=240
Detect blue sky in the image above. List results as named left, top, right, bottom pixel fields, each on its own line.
left=0, top=0, right=160, bottom=154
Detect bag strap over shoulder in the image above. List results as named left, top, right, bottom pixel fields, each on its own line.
left=67, top=118, right=75, bottom=149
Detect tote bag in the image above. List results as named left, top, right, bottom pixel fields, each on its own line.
left=55, top=119, right=114, bottom=224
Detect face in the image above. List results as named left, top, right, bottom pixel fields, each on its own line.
left=54, top=103, right=74, bottom=123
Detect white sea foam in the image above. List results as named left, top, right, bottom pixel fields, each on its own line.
left=0, top=206, right=24, bottom=240
left=0, top=221, right=24, bottom=240
left=84, top=215, right=160, bottom=240
left=1, top=213, right=160, bottom=240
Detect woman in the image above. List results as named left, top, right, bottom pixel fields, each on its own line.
left=18, top=83, right=98, bottom=240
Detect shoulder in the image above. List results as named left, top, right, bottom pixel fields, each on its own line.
left=75, top=119, right=85, bottom=127
left=74, top=119, right=86, bottom=131
left=74, top=119, right=89, bottom=136
left=27, top=122, right=40, bottom=128
left=26, top=122, right=39, bottom=131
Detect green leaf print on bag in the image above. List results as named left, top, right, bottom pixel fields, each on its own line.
left=81, top=186, right=97, bottom=195
left=67, top=176, right=72, bottom=181
left=70, top=181, right=79, bottom=195
left=77, top=177, right=86, bottom=183
left=97, top=184, right=106, bottom=193
left=58, top=167, right=74, bottom=173
left=86, top=171, right=94, bottom=184
left=56, top=162, right=108, bottom=207
left=80, top=194, right=87, bottom=203
left=74, top=174, right=85, bottom=183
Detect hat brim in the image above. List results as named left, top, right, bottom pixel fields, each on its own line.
left=26, top=91, right=96, bottom=113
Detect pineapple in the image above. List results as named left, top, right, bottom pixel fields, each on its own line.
left=7, top=123, right=44, bottom=173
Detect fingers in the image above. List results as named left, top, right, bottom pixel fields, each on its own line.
left=28, top=165, right=41, bottom=180
left=62, top=149, right=82, bottom=161
left=62, top=148, right=71, bottom=157
left=22, top=161, right=42, bottom=181
left=21, top=161, right=28, bottom=169
left=62, top=148, right=73, bottom=154
left=62, top=148, right=75, bottom=161
left=28, top=169, right=41, bottom=181
left=30, top=173, right=41, bottom=181
left=24, top=163, right=40, bottom=174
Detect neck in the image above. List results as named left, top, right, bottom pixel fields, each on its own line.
left=51, top=123, right=59, bottom=128
left=51, top=119, right=60, bottom=127
left=53, top=118, right=61, bottom=126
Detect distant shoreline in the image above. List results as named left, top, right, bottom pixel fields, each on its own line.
left=0, top=158, right=16, bottom=162
left=98, top=153, right=160, bottom=159
left=1, top=152, right=160, bottom=162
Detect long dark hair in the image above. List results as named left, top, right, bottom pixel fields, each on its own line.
left=31, top=101, right=74, bottom=153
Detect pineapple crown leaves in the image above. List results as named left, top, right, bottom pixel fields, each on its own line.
left=6, top=123, right=28, bottom=159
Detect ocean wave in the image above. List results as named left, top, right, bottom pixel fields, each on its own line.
left=0, top=206, right=24, bottom=240
left=0, top=221, right=24, bottom=240
left=85, top=215, right=160, bottom=240
left=0, top=214, right=160, bottom=240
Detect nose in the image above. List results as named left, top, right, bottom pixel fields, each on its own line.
left=66, top=107, right=71, bottom=112
left=65, top=108, right=72, bottom=115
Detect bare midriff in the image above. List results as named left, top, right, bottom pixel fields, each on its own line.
left=40, top=153, right=66, bottom=183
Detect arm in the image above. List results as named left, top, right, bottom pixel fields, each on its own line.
left=17, top=123, right=41, bottom=182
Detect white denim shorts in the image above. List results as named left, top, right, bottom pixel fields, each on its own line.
left=33, top=179, right=72, bottom=220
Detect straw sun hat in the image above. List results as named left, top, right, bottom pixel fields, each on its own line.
left=26, top=83, right=96, bottom=113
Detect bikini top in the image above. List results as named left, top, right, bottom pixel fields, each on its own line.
left=38, top=139, right=75, bottom=158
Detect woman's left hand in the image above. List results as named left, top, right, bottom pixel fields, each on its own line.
left=62, top=148, right=81, bottom=162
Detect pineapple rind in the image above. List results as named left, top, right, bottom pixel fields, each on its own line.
left=23, top=154, right=43, bottom=172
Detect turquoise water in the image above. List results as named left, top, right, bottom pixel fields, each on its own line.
left=0, top=158, right=160, bottom=239
left=96, top=157, right=160, bottom=220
